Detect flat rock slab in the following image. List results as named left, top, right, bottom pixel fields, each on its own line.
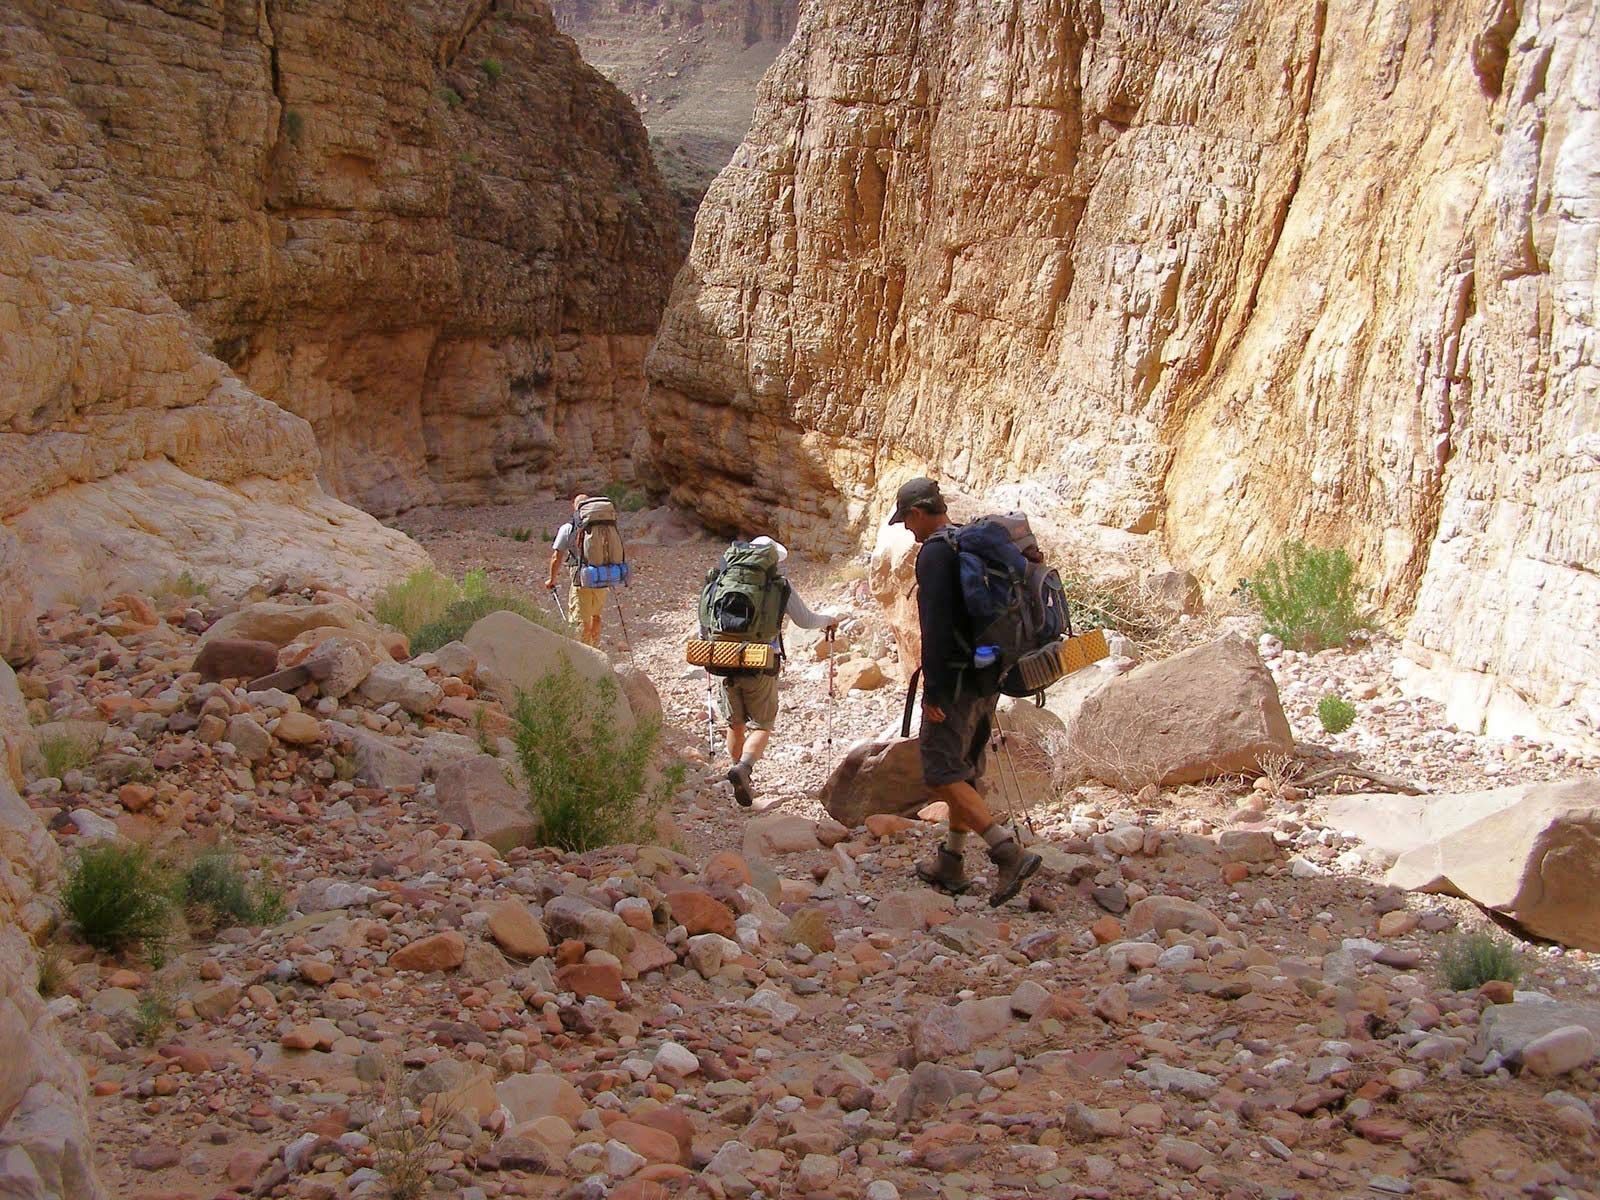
left=1478, top=1000, right=1600, bottom=1063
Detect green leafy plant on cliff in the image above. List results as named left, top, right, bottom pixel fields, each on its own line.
left=481, top=57, right=504, bottom=83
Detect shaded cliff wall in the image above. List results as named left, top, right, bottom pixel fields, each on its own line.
left=16, top=0, right=680, bottom=518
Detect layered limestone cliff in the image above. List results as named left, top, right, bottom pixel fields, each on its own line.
left=647, top=0, right=1599, bottom=747
left=7, top=0, right=679, bottom=531
left=1, top=6, right=427, bottom=606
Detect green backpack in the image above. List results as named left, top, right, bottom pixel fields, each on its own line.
left=699, top=542, right=791, bottom=647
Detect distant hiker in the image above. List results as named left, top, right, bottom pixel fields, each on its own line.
left=891, top=476, right=1043, bottom=906
left=691, top=536, right=843, bottom=808
left=547, top=494, right=630, bottom=647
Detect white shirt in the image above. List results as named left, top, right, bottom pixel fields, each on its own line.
left=552, top=523, right=574, bottom=553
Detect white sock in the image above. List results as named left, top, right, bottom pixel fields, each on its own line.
left=945, top=830, right=968, bottom=853
left=981, top=823, right=1011, bottom=848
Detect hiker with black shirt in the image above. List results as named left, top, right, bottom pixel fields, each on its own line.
left=698, top=536, right=843, bottom=808
left=890, top=477, right=1043, bottom=906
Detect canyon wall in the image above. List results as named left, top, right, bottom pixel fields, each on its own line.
left=1, top=4, right=427, bottom=606
left=646, top=0, right=1599, bottom=747
left=550, top=0, right=799, bottom=242
left=0, top=660, right=101, bottom=1198
left=6, top=0, right=680, bottom=532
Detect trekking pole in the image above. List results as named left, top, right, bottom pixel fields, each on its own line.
left=547, top=586, right=568, bottom=625
left=824, top=628, right=837, bottom=774
left=610, top=590, right=634, bottom=655
left=996, top=728, right=1040, bottom=840
left=705, top=675, right=717, bottom=759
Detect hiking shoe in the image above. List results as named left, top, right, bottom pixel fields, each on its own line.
left=987, top=838, right=1042, bottom=907
left=727, top=762, right=755, bottom=808
left=914, top=847, right=974, bottom=896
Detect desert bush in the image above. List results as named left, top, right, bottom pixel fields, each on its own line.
left=38, top=731, right=99, bottom=779
left=1058, top=569, right=1170, bottom=645
left=602, top=482, right=649, bottom=513
left=497, top=526, right=534, bottom=542
left=439, top=86, right=462, bottom=108
left=373, top=567, right=461, bottom=639
left=364, top=1055, right=466, bottom=1200
left=481, top=57, right=504, bottom=82
left=285, top=109, right=305, bottom=144
left=511, top=661, right=680, bottom=852
left=133, top=984, right=175, bottom=1045
left=173, top=847, right=285, bottom=932
left=1317, top=694, right=1357, bottom=734
left=1439, top=931, right=1524, bottom=992
left=35, top=942, right=69, bottom=998
left=62, top=842, right=171, bottom=953
left=1249, top=541, right=1362, bottom=651
left=156, top=570, right=210, bottom=601
left=411, top=589, right=554, bottom=655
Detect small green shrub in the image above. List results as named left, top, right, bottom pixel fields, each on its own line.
left=373, top=567, right=464, bottom=639
left=481, top=57, right=504, bottom=82
left=473, top=706, right=498, bottom=758
left=439, top=86, right=462, bottom=108
left=158, top=570, right=210, bottom=601
left=511, top=661, right=680, bottom=852
left=174, top=848, right=285, bottom=932
left=602, top=482, right=649, bottom=513
left=1250, top=541, right=1363, bottom=651
left=1439, top=931, right=1524, bottom=991
left=1317, top=694, right=1357, bottom=734
left=284, top=108, right=305, bottom=144
left=412, top=590, right=554, bottom=655
left=39, top=732, right=99, bottom=779
left=133, top=985, right=174, bottom=1045
left=497, top=526, right=534, bottom=542
left=62, top=843, right=171, bottom=954
left=35, top=943, right=69, bottom=998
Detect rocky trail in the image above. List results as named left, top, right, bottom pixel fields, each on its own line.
left=5, top=497, right=1599, bottom=1200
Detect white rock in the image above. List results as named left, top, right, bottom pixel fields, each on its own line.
left=653, top=1041, right=700, bottom=1076
left=1521, top=1025, right=1596, bottom=1077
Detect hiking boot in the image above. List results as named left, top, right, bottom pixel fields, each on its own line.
left=727, top=761, right=755, bottom=808
left=914, top=847, right=974, bottom=896
left=987, top=838, right=1042, bottom=907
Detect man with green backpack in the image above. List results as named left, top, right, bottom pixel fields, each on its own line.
left=694, top=536, right=843, bottom=808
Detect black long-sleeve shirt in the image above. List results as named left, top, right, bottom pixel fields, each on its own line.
left=914, top=533, right=971, bottom=708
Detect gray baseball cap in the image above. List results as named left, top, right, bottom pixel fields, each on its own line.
left=888, top=477, right=945, bottom=524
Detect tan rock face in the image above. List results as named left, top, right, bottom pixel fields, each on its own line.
left=3, top=0, right=679, bottom=604
left=645, top=0, right=1599, bottom=744
left=0, top=681, right=101, bottom=1194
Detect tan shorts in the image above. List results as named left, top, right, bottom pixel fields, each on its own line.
left=570, top=585, right=606, bottom=624
left=717, top=672, right=779, bottom=731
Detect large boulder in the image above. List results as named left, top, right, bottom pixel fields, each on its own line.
left=868, top=522, right=920, bottom=685
left=464, top=612, right=633, bottom=732
left=819, top=731, right=1053, bottom=828
left=199, top=599, right=380, bottom=649
left=1065, top=634, right=1291, bottom=789
left=1325, top=785, right=1544, bottom=864
left=435, top=756, right=539, bottom=853
left=1388, top=778, right=1600, bottom=950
